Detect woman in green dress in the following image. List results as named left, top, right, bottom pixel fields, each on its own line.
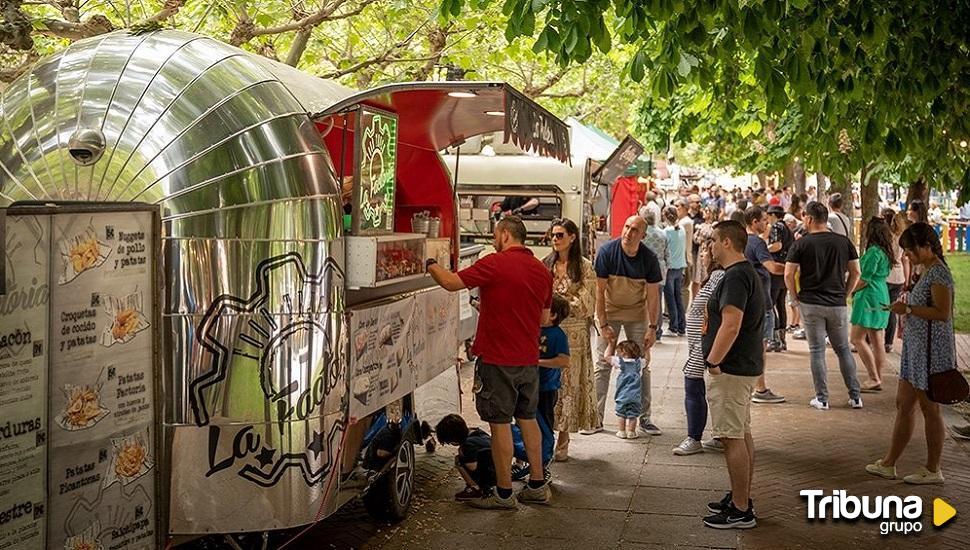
left=850, top=217, right=895, bottom=392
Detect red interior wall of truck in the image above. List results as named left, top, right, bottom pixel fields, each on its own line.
left=318, top=118, right=455, bottom=248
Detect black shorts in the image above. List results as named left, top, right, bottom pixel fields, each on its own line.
left=474, top=360, right=539, bottom=424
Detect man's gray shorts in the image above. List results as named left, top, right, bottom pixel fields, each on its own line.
left=474, top=360, right=539, bottom=424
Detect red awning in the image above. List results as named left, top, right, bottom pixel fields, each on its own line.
left=311, top=82, right=569, bottom=162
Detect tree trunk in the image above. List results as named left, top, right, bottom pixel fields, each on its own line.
left=285, top=28, right=312, bottom=67
left=859, top=164, right=881, bottom=249
left=782, top=159, right=807, bottom=194
left=815, top=171, right=826, bottom=200
left=756, top=171, right=768, bottom=188
left=906, top=177, right=928, bottom=204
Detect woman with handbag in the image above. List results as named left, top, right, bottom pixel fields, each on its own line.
left=865, top=223, right=967, bottom=485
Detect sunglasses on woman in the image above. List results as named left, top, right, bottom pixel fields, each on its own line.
left=551, top=232, right=567, bottom=239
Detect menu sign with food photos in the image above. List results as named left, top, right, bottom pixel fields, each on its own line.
left=349, top=295, right=417, bottom=420
left=47, top=210, right=156, bottom=550
left=0, top=215, right=49, bottom=550
left=349, top=288, right=460, bottom=419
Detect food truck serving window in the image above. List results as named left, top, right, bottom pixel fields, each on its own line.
left=353, top=107, right=399, bottom=235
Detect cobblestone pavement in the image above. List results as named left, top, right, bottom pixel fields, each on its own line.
left=295, top=333, right=970, bottom=549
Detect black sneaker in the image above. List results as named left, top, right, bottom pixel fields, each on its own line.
left=511, top=463, right=530, bottom=482
left=707, top=492, right=754, bottom=514
left=703, top=502, right=757, bottom=529
left=707, top=491, right=732, bottom=514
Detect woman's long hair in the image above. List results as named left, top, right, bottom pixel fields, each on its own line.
left=865, top=217, right=896, bottom=266
left=899, top=222, right=947, bottom=266
left=663, top=206, right=680, bottom=229
left=543, top=218, right=583, bottom=284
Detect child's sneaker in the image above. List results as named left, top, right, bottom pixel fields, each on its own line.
left=625, top=431, right=640, bottom=440
left=455, top=486, right=482, bottom=501
left=615, top=430, right=629, bottom=439
left=511, top=462, right=530, bottom=482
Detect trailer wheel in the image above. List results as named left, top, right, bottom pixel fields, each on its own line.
left=363, top=440, right=414, bottom=522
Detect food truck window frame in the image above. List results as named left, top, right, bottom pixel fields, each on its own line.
left=352, top=106, right=400, bottom=236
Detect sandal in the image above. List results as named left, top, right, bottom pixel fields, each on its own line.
left=860, top=384, right=882, bottom=393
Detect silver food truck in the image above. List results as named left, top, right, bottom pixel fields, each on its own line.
left=0, top=30, right=570, bottom=549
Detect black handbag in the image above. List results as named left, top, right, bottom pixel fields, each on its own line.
left=926, top=313, right=970, bottom=405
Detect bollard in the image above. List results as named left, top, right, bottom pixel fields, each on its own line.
left=962, top=223, right=969, bottom=252
left=948, top=221, right=957, bottom=252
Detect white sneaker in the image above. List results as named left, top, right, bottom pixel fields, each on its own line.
left=849, top=397, right=863, bottom=409
left=579, top=426, right=604, bottom=435
left=701, top=438, right=724, bottom=452
left=626, top=431, right=640, bottom=440
left=809, top=397, right=830, bottom=410
left=615, top=430, right=629, bottom=439
left=673, top=437, right=703, bottom=456
left=903, top=467, right=944, bottom=485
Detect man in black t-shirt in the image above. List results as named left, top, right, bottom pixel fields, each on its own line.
left=766, top=205, right=794, bottom=351
left=743, top=207, right=786, bottom=404
left=784, top=201, right=862, bottom=411
left=700, top=220, right=761, bottom=530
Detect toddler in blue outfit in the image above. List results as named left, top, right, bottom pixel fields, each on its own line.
left=605, top=340, right=644, bottom=439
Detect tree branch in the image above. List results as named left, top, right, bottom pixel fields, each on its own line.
left=0, top=50, right=39, bottom=83
left=252, top=0, right=381, bottom=37
left=318, top=20, right=427, bottom=80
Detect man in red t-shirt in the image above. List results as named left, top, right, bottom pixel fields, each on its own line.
left=427, top=216, right=553, bottom=509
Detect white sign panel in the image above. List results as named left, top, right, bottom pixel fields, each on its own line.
left=0, top=215, right=49, bottom=550
left=47, top=211, right=156, bottom=550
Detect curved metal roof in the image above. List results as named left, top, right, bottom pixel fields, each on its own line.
left=0, top=29, right=344, bottom=214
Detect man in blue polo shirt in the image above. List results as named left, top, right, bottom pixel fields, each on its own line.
left=586, top=215, right=663, bottom=437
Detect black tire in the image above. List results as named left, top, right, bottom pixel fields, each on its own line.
left=363, top=440, right=415, bottom=522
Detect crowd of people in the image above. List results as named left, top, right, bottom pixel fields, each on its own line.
left=425, top=181, right=964, bottom=530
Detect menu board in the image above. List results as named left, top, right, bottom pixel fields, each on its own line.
left=353, top=107, right=398, bottom=235
left=349, top=288, right=460, bottom=419
left=0, top=215, right=49, bottom=550
left=47, top=211, right=156, bottom=550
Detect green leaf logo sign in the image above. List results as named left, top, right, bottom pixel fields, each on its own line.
left=358, top=112, right=398, bottom=233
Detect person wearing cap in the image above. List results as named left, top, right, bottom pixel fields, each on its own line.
left=766, top=205, right=794, bottom=352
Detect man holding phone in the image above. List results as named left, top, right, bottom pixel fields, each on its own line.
left=784, top=201, right=863, bottom=411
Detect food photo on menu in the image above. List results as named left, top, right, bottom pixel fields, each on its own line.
left=55, top=374, right=110, bottom=431
left=100, top=291, right=149, bottom=347
left=102, top=430, right=153, bottom=488
left=59, top=225, right=111, bottom=285
left=64, top=521, right=104, bottom=550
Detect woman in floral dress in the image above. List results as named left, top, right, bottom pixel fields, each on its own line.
left=866, top=223, right=954, bottom=485
left=543, top=218, right=598, bottom=461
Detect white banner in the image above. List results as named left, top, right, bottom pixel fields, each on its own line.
left=47, top=211, right=156, bottom=550
left=0, top=215, right=49, bottom=550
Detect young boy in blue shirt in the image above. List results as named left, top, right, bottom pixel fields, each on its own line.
left=513, top=294, right=570, bottom=480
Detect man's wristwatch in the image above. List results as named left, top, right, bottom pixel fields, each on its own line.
left=648, top=324, right=658, bottom=329
left=705, top=360, right=721, bottom=370
left=425, top=258, right=437, bottom=270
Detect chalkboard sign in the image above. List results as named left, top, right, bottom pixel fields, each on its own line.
left=353, top=107, right=399, bottom=235
left=593, top=135, right=644, bottom=184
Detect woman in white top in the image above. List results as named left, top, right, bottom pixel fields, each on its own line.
left=884, top=209, right=910, bottom=353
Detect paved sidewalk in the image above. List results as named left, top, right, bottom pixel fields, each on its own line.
left=310, top=334, right=970, bottom=549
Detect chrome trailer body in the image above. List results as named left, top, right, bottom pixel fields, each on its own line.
left=0, top=29, right=569, bottom=546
